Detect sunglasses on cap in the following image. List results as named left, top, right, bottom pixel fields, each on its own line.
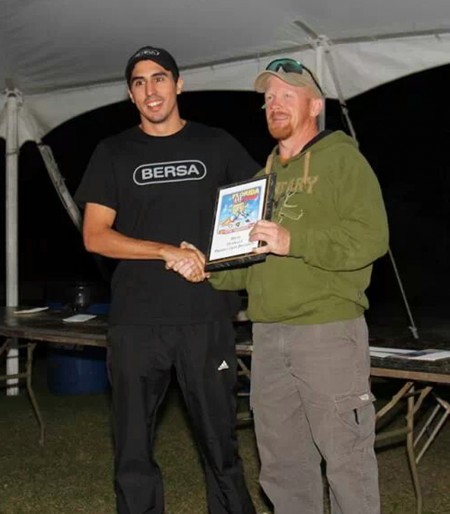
left=266, top=58, right=324, bottom=96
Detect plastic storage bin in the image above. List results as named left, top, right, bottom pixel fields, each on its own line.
left=47, top=346, right=109, bottom=395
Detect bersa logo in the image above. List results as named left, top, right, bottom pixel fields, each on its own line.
left=133, top=160, right=207, bottom=185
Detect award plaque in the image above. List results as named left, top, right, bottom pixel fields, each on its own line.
left=205, top=174, right=276, bottom=271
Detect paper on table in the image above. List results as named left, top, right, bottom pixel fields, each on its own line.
left=62, top=314, right=97, bottom=323
left=14, top=306, right=50, bottom=314
left=370, top=346, right=415, bottom=357
left=370, top=346, right=450, bottom=361
left=395, top=350, right=450, bottom=361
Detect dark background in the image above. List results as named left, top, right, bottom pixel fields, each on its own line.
left=0, top=63, right=449, bottom=320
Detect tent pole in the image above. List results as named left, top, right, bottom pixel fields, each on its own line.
left=314, top=37, right=326, bottom=131
left=20, top=106, right=110, bottom=284
left=5, top=89, right=20, bottom=395
left=35, top=140, right=112, bottom=282
left=36, top=143, right=82, bottom=231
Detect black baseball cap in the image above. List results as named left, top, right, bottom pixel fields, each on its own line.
left=125, top=46, right=180, bottom=85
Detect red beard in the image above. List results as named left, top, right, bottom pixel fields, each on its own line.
left=267, top=120, right=293, bottom=141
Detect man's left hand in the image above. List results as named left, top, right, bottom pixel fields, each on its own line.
left=249, top=220, right=290, bottom=256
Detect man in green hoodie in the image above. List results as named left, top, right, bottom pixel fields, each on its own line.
left=173, top=58, right=388, bottom=514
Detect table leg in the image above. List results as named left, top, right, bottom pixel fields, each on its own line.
left=1, top=339, right=45, bottom=444
left=26, top=342, right=45, bottom=446
left=415, top=395, right=450, bottom=464
left=406, top=386, right=422, bottom=514
left=236, top=356, right=252, bottom=424
left=375, top=381, right=425, bottom=514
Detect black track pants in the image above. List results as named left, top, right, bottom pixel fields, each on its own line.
left=108, top=321, right=255, bottom=514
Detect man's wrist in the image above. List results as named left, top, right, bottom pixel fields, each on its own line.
left=156, top=242, right=174, bottom=262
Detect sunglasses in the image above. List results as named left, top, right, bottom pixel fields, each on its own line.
left=266, top=58, right=324, bottom=96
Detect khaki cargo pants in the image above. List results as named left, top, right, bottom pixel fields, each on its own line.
left=251, top=317, right=380, bottom=514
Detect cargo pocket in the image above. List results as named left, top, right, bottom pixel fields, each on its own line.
left=335, top=391, right=376, bottom=439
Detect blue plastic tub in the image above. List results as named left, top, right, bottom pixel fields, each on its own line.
left=47, top=346, right=110, bottom=395
left=46, top=302, right=110, bottom=395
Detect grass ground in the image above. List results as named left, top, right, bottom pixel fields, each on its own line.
left=1, top=357, right=449, bottom=514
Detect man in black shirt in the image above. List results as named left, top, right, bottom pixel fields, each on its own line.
left=75, top=46, right=259, bottom=514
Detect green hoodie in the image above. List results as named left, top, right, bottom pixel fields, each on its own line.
left=209, top=130, right=389, bottom=325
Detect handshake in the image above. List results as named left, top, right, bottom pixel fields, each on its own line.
left=165, top=241, right=209, bottom=283
left=165, top=241, right=210, bottom=282
left=165, top=220, right=291, bottom=283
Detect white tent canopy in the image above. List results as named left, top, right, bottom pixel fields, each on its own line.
left=0, top=0, right=449, bottom=142
left=1, top=0, right=449, bottom=392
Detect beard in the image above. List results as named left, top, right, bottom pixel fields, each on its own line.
left=267, top=119, right=293, bottom=141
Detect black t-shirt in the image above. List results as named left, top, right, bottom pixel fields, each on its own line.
left=75, top=121, right=260, bottom=325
